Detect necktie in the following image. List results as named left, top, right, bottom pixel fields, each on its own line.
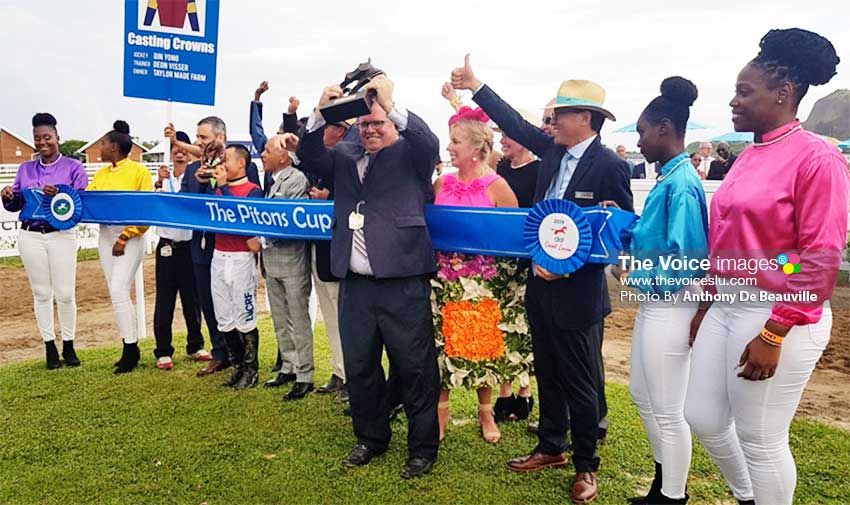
left=352, top=154, right=373, bottom=257
left=547, top=151, right=574, bottom=199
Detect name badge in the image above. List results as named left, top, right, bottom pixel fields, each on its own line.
left=160, top=244, right=173, bottom=257
left=348, top=212, right=364, bottom=230
left=575, top=191, right=594, bottom=200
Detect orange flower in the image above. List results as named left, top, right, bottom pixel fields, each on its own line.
left=441, top=299, right=505, bottom=361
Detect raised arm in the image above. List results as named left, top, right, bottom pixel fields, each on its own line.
left=364, top=75, right=439, bottom=181
left=293, top=85, right=343, bottom=182
left=164, top=122, right=202, bottom=158
left=451, top=54, right=553, bottom=158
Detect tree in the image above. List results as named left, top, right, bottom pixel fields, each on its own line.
left=59, top=140, right=87, bottom=160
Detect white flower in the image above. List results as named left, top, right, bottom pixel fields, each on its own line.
left=506, top=351, right=523, bottom=365
left=459, top=277, right=494, bottom=300
left=518, top=371, right=531, bottom=388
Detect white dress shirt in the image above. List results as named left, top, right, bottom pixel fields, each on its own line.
left=155, top=172, right=193, bottom=242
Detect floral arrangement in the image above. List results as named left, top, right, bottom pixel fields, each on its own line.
left=432, top=252, right=533, bottom=390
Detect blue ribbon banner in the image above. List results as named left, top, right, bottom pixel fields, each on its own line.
left=22, top=189, right=638, bottom=269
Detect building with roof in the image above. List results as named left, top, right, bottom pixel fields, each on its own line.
left=0, top=127, right=36, bottom=164
left=75, top=134, right=148, bottom=163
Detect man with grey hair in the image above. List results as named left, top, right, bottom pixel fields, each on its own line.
left=165, top=117, right=262, bottom=378
left=696, top=141, right=713, bottom=179
left=259, top=135, right=315, bottom=400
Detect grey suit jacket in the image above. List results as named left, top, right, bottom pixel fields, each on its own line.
left=261, top=167, right=311, bottom=279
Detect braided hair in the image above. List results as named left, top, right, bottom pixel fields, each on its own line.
left=750, top=28, right=840, bottom=104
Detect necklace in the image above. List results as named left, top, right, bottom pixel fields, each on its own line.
left=753, top=125, right=802, bottom=148
left=656, top=157, right=689, bottom=182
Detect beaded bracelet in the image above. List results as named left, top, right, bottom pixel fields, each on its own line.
left=759, top=327, right=784, bottom=347
left=449, top=97, right=462, bottom=108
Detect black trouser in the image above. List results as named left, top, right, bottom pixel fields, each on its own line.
left=153, top=239, right=204, bottom=358
left=339, top=272, right=440, bottom=460
left=526, top=281, right=604, bottom=473
left=192, top=261, right=226, bottom=362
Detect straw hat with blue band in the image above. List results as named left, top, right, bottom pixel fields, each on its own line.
left=544, top=80, right=616, bottom=121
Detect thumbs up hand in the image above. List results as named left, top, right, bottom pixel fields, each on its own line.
left=451, top=53, right=482, bottom=91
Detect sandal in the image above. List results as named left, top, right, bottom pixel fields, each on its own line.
left=478, top=404, right=501, bottom=444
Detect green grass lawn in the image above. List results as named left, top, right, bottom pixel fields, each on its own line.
left=1, top=320, right=848, bottom=504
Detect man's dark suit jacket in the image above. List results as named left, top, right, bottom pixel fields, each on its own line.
left=474, top=84, right=633, bottom=329
left=181, top=160, right=261, bottom=265
left=297, top=111, right=439, bottom=279
left=631, top=161, right=659, bottom=179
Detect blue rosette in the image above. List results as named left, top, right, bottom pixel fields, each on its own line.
left=523, top=199, right=592, bottom=275
left=40, top=184, right=83, bottom=230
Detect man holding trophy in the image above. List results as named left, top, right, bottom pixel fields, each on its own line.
left=283, top=64, right=441, bottom=479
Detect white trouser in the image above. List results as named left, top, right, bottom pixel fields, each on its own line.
left=311, top=246, right=344, bottom=381
left=18, top=229, right=79, bottom=342
left=630, top=292, right=698, bottom=500
left=684, top=286, right=832, bottom=505
left=211, top=250, right=259, bottom=333
left=98, top=226, right=146, bottom=344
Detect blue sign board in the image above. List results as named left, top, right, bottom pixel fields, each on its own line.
left=123, top=0, right=220, bottom=106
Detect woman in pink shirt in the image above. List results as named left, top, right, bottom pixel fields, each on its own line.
left=431, top=107, right=520, bottom=444
left=684, top=29, right=848, bottom=505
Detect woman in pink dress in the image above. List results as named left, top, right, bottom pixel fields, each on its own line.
left=432, top=107, right=523, bottom=444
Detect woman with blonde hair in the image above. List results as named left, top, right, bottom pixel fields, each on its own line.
left=432, top=106, right=532, bottom=444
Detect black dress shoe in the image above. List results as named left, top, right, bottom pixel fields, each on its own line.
left=316, top=374, right=344, bottom=394
left=264, top=372, right=296, bottom=388
left=343, top=444, right=384, bottom=467
left=61, top=341, right=80, bottom=367
left=284, top=382, right=314, bottom=400
left=400, top=457, right=436, bottom=479
left=45, top=341, right=62, bottom=370
left=737, top=500, right=755, bottom=505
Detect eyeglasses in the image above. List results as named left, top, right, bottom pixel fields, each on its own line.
left=357, top=120, right=386, bottom=131
left=543, top=117, right=554, bottom=125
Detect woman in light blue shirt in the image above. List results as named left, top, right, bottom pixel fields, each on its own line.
left=610, top=76, right=709, bottom=505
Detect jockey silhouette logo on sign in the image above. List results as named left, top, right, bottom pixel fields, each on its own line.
left=140, top=0, right=205, bottom=37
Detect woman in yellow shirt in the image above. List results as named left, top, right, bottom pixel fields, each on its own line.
left=87, top=120, right=153, bottom=373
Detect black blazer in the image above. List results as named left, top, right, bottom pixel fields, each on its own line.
left=474, top=84, right=633, bottom=329
left=297, top=111, right=439, bottom=279
left=181, top=160, right=261, bottom=265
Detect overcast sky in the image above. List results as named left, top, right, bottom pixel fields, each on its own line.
left=1, top=0, right=848, bottom=155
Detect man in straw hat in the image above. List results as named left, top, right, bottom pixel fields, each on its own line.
left=452, top=54, right=632, bottom=503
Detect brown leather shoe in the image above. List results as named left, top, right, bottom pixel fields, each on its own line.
left=196, top=359, right=230, bottom=377
left=571, top=472, right=598, bottom=503
left=505, top=451, right=569, bottom=473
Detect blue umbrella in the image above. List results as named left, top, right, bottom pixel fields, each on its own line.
left=613, top=120, right=708, bottom=133
left=839, top=139, right=850, bottom=150
left=711, top=131, right=754, bottom=143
